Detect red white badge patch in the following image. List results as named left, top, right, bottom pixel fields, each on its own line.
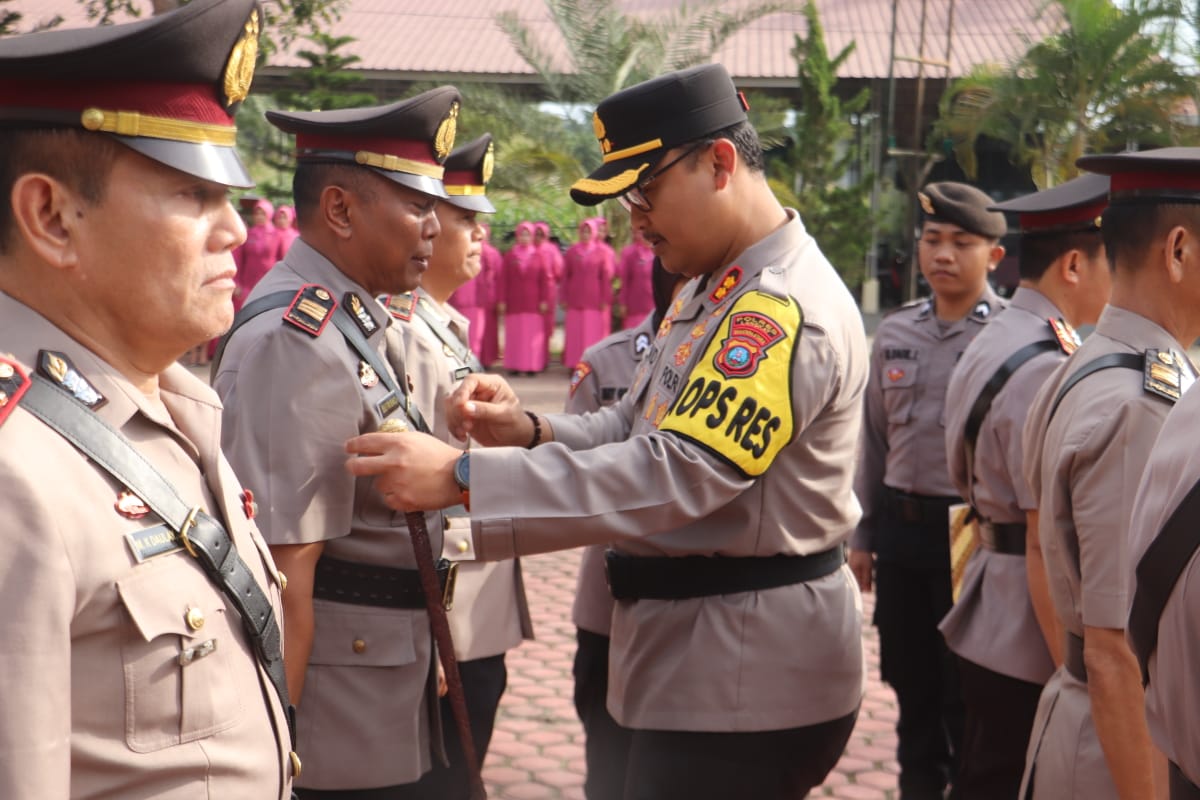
left=116, top=490, right=150, bottom=520
left=887, top=367, right=906, bottom=382
left=569, top=361, right=593, bottom=396
left=712, top=311, right=784, bottom=379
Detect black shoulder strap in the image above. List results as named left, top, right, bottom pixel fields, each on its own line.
left=963, top=339, right=1060, bottom=501
left=1046, top=352, right=1145, bottom=424
left=211, top=289, right=428, bottom=434
left=209, top=290, right=296, bottom=380
left=18, top=376, right=297, bottom=751
left=413, top=296, right=484, bottom=375
left=1128, top=478, right=1200, bottom=684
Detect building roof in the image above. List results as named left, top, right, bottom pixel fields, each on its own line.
left=9, top=0, right=1060, bottom=86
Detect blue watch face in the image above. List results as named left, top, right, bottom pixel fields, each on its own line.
left=454, top=452, right=470, bottom=490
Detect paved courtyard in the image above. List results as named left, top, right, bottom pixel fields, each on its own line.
left=479, top=371, right=902, bottom=800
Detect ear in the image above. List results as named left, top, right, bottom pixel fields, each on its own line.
left=987, top=243, right=1005, bottom=272
left=1058, top=249, right=1082, bottom=287
left=710, top=138, right=737, bottom=190
left=1164, top=225, right=1189, bottom=284
left=10, top=173, right=85, bottom=272
left=319, top=184, right=354, bottom=240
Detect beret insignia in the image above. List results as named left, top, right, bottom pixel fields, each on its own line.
left=222, top=10, right=260, bottom=109
left=919, top=192, right=935, bottom=215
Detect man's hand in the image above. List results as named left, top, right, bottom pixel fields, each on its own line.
left=849, top=548, right=874, bottom=592
left=446, top=373, right=533, bottom=447
left=345, top=431, right=462, bottom=512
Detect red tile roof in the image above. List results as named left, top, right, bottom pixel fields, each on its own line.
left=8, top=0, right=1061, bottom=82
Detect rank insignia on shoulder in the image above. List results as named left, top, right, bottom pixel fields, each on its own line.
left=344, top=292, right=380, bottom=337
left=0, top=354, right=30, bottom=427
left=359, top=361, right=379, bottom=389
left=1048, top=318, right=1081, bottom=355
left=569, top=361, right=592, bottom=397
left=283, top=284, right=337, bottom=338
left=708, top=265, right=743, bottom=304
left=634, top=332, right=652, bottom=356
left=38, top=350, right=105, bottom=409
left=385, top=292, right=417, bottom=322
left=971, top=300, right=992, bottom=320
left=1144, top=348, right=1182, bottom=402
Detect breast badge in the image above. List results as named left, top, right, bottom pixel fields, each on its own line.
left=115, top=490, right=151, bottom=520
left=359, top=361, right=379, bottom=389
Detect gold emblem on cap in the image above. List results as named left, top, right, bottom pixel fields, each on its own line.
left=435, top=102, right=460, bottom=162
left=593, top=112, right=606, bottom=141
left=481, top=142, right=495, bottom=185
left=379, top=418, right=408, bottom=433
left=919, top=192, right=935, bottom=215
left=222, top=10, right=260, bottom=108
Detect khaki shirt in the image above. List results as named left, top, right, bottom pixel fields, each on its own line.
left=852, top=285, right=1004, bottom=552
left=0, top=291, right=291, bottom=799
left=469, top=210, right=867, bottom=731
left=939, top=287, right=1062, bottom=684
left=563, top=316, right=657, bottom=635
left=215, top=240, right=442, bottom=789
left=390, top=293, right=533, bottom=661
left=1127, top=375, right=1200, bottom=785
left=1020, top=305, right=1193, bottom=798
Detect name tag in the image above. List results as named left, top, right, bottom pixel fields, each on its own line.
left=125, top=523, right=183, bottom=563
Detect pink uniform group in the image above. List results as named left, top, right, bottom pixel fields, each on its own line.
left=233, top=199, right=298, bottom=311
left=450, top=218, right=654, bottom=372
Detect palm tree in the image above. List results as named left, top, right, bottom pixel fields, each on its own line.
left=936, top=0, right=1196, bottom=188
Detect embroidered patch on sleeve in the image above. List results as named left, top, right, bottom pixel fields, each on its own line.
left=569, top=361, right=593, bottom=397
left=658, top=290, right=801, bottom=478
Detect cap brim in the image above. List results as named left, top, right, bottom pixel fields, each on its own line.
left=569, top=151, right=664, bottom=206
left=369, top=167, right=448, bottom=199
left=444, top=194, right=495, bottom=213
left=118, top=135, right=254, bottom=189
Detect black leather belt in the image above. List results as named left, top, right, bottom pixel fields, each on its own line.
left=978, top=520, right=1026, bottom=555
left=885, top=488, right=960, bottom=526
left=1171, top=762, right=1200, bottom=800
left=1064, top=631, right=1087, bottom=683
left=605, top=547, right=845, bottom=601
left=314, top=555, right=457, bottom=610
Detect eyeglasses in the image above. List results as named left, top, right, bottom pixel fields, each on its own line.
left=618, top=140, right=711, bottom=213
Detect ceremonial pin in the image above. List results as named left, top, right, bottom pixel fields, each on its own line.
left=379, top=419, right=408, bottom=433
left=116, top=490, right=151, bottom=520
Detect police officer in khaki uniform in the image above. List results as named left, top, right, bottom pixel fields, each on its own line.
left=1020, top=148, right=1200, bottom=800
left=940, top=175, right=1112, bottom=799
left=0, top=1, right=296, bottom=796
left=567, top=259, right=686, bottom=800
left=385, top=134, right=535, bottom=799
left=214, top=90, right=461, bottom=797
left=345, top=63, right=867, bottom=800
left=850, top=182, right=1007, bottom=799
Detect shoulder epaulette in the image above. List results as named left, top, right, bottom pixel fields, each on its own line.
left=1144, top=348, right=1183, bottom=403
left=384, top=292, right=417, bottom=322
left=1048, top=318, right=1081, bottom=355
left=885, top=297, right=932, bottom=318
left=283, top=283, right=337, bottom=337
left=0, top=354, right=30, bottom=427
left=757, top=264, right=789, bottom=300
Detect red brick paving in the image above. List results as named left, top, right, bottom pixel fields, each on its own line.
left=478, top=370, right=902, bottom=799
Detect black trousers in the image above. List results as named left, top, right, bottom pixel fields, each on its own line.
left=949, top=656, right=1043, bottom=800
left=298, top=654, right=508, bottom=800
left=621, top=709, right=859, bottom=800
left=874, top=559, right=964, bottom=798
left=573, top=628, right=634, bottom=800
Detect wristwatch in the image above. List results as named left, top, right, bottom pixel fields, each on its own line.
left=453, top=451, right=470, bottom=511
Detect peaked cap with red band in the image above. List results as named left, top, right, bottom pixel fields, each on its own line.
left=1077, top=147, right=1200, bottom=206
left=570, top=63, right=750, bottom=206
left=266, top=87, right=462, bottom=199
left=442, top=133, right=496, bottom=213
left=990, top=173, right=1109, bottom=236
left=0, top=0, right=262, bottom=188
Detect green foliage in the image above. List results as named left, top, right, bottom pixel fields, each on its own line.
left=771, top=0, right=872, bottom=288
left=936, top=0, right=1197, bottom=188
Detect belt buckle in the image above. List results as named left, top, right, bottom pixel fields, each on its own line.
left=178, top=506, right=203, bottom=558
left=441, top=561, right=459, bottom=611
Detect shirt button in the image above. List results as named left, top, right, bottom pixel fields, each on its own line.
left=456, top=539, right=469, bottom=554
left=352, top=638, right=367, bottom=654
left=185, top=607, right=205, bottom=631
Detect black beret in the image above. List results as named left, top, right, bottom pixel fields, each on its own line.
left=1077, top=146, right=1200, bottom=206
left=919, top=182, right=1006, bottom=239
left=990, top=173, right=1109, bottom=236
left=442, top=133, right=495, bottom=213
left=266, top=87, right=463, bottom=199
left=570, top=63, right=749, bottom=206
left=0, top=0, right=261, bottom=188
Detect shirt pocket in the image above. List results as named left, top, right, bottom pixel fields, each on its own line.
left=117, top=557, right=244, bottom=753
left=881, top=360, right=919, bottom=424
left=307, top=601, right=417, bottom=668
